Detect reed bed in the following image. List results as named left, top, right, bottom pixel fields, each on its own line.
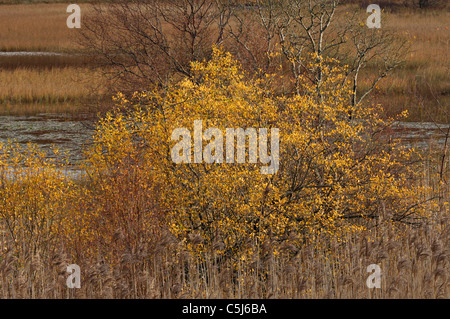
left=367, top=10, right=450, bottom=122
left=0, top=167, right=447, bottom=299
left=0, top=3, right=86, bottom=52
left=0, top=3, right=448, bottom=120
left=0, top=67, right=107, bottom=114
left=0, top=54, right=94, bottom=70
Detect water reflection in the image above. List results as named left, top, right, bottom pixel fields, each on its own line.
left=0, top=113, right=94, bottom=166
left=387, top=121, right=450, bottom=149
left=0, top=114, right=448, bottom=178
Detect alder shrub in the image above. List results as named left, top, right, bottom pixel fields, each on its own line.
left=0, top=143, right=75, bottom=261
left=85, top=47, right=432, bottom=262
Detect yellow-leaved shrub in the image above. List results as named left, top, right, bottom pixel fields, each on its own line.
left=0, top=143, right=75, bottom=262
left=84, top=47, right=430, bottom=262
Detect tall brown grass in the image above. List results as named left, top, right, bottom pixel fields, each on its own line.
left=0, top=4, right=85, bottom=52
left=365, top=10, right=450, bottom=122
left=0, top=67, right=107, bottom=115
left=0, top=54, right=93, bottom=70
left=0, top=165, right=447, bottom=299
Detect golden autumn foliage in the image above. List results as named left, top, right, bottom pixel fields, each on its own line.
left=0, top=143, right=75, bottom=259
left=83, top=47, right=433, bottom=262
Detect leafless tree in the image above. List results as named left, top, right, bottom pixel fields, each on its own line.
left=80, top=0, right=409, bottom=110
left=344, top=22, right=408, bottom=108
left=226, top=0, right=408, bottom=107
left=226, top=0, right=284, bottom=75
left=79, top=0, right=232, bottom=93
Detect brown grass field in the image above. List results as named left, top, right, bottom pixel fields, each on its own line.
left=0, top=4, right=106, bottom=114
left=0, top=147, right=448, bottom=299
left=370, top=10, right=449, bottom=122
left=0, top=3, right=83, bottom=52
left=1, top=213, right=449, bottom=299
left=0, top=2, right=448, bottom=119
left=0, top=66, right=107, bottom=114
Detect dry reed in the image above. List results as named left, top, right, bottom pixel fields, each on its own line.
left=0, top=143, right=447, bottom=299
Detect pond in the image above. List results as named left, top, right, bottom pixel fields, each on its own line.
left=0, top=113, right=94, bottom=166
left=0, top=114, right=448, bottom=173
left=387, top=121, right=449, bottom=149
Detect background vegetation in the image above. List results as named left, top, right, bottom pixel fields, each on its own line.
left=0, top=1, right=447, bottom=120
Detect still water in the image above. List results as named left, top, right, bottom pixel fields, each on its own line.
left=0, top=114, right=448, bottom=170
left=0, top=113, right=94, bottom=166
